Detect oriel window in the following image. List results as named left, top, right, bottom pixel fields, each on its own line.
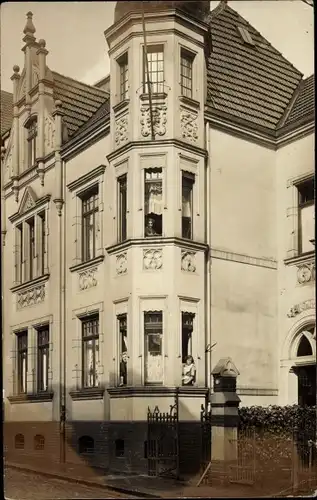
left=118, top=52, right=129, bottom=101
left=37, top=327, right=49, bottom=392
left=182, top=172, right=195, bottom=239
left=82, top=186, right=99, bottom=262
left=180, top=49, right=194, bottom=98
left=17, top=331, right=28, bottom=394
left=82, top=316, right=99, bottom=388
left=143, top=45, right=164, bottom=94
left=144, top=312, right=163, bottom=385
left=118, top=175, right=127, bottom=242
left=118, top=314, right=128, bottom=386
left=298, top=178, right=315, bottom=254
left=144, top=169, right=163, bottom=237
left=26, top=118, right=37, bottom=168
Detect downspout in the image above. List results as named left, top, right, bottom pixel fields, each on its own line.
left=53, top=100, right=66, bottom=463
left=205, top=121, right=212, bottom=398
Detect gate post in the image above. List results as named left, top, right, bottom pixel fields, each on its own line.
left=209, top=357, right=240, bottom=484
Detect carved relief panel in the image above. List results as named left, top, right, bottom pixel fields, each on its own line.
left=297, top=262, right=315, bottom=285
left=180, top=107, right=198, bottom=144
left=115, top=114, right=129, bottom=148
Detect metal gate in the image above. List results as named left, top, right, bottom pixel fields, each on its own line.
left=200, top=403, right=211, bottom=469
left=147, top=398, right=179, bottom=479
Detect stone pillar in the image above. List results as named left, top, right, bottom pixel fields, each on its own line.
left=209, top=357, right=240, bottom=484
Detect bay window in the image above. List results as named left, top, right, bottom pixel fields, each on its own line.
left=144, top=168, right=163, bottom=237
left=144, top=311, right=163, bottom=385
left=143, top=45, right=164, bottom=94
left=118, top=52, right=128, bottom=101
left=180, top=48, right=194, bottom=98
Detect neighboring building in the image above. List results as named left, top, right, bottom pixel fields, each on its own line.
left=1, top=1, right=315, bottom=474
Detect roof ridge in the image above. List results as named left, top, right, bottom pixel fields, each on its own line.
left=216, top=2, right=303, bottom=79
left=52, top=70, right=108, bottom=94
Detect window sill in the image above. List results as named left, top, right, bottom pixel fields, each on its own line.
left=140, top=92, right=167, bottom=101
left=69, top=255, right=104, bottom=274
left=10, top=273, right=50, bottom=293
left=113, top=99, right=130, bottom=114
left=69, top=387, right=105, bottom=401
left=7, top=391, right=54, bottom=404
left=107, top=385, right=208, bottom=397
left=284, top=251, right=315, bottom=266
left=179, top=95, right=200, bottom=110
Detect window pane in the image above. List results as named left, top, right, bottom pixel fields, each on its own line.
left=144, top=169, right=163, bottom=236
left=82, top=317, right=99, bottom=388
left=118, top=175, right=127, bottom=242
left=118, top=314, right=128, bottom=386
left=300, top=204, right=315, bottom=253
left=182, top=174, right=194, bottom=239
left=144, top=312, right=163, bottom=384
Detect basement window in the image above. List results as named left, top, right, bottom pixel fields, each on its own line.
left=237, top=26, right=255, bottom=46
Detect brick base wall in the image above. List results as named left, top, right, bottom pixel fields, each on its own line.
left=4, top=420, right=203, bottom=477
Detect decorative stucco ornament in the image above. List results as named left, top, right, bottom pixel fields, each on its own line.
left=181, top=250, right=196, bottom=272
left=17, top=284, right=45, bottom=309
left=115, top=115, right=128, bottom=147
left=116, top=252, right=127, bottom=275
left=143, top=249, right=163, bottom=270
left=140, top=104, right=167, bottom=137
left=180, top=109, right=198, bottom=143
left=79, top=267, right=97, bottom=291
left=297, top=262, right=315, bottom=284
left=287, top=299, right=315, bottom=318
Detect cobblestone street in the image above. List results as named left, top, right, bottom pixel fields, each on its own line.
left=4, top=467, right=136, bottom=499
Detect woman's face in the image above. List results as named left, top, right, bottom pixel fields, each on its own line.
left=186, top=357, right=193, bottom=365
left=122, top=353, right=128, bottom=363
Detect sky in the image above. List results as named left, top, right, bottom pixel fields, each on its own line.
left=0, top=1, right=314, bottom=93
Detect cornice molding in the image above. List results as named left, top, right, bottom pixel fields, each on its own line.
left=107, top=139, right=207, bottom=163
left=10, top=273, right=50, bottom=294
left=106, top=237, right=209, bottom=255
left=107, top=385, right=208, bottom=397
left=67, top=164, right=106, bottom=192
left=9, top=194, right=51, bottom=223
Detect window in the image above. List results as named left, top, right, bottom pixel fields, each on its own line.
left=15, top=434, right=25, bottom=449
left=118, top=175, right=127, bottom=242
left=78, top=436, right=94, bottom=455
left=26, top=118, right=37, bottom=168
left=115, top=439, right=125, bottom=457
left=118, top=314, right=128, bottom=386
left=182, top=172, right=195, bottom=239
left=37, top=326, right=49, bottom=392
left=17, top=331, right=28, bottom=394
left=144, top=312, right=163, bottom=385
left=118, top=52, right=128, bottom=101
left=15, top=211, right=46, bottom=284
left=82, top=315, right=99, bottom=388
left=180, top=49, right=194, bottom=98
left=298, top=178, right=314, bottom=254
left=144, top=169, right=163, bottom=237
left=34, top=434, right=45, bottom=450
left=81, top=186, right=99, bottom=262
left=297, top=335, right=313, bottom=357
left=181, top=313, right=196, bottom=386
left=143, top=45, right=164, bottom=94
left=27, top=217, right=35, bottom=281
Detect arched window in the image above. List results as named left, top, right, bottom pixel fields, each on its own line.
left=34, top=434, right=45, bottom=450
left=78, top=435, right=94, bottom=455
left=15, top=433, right=25, bottom=449
left=115, top=439, right=125, bottom=457
left=25, top=117, right=37, bottom=168
left=297, top=335, right=313, bottom=357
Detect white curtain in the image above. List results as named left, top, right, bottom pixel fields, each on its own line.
left=145, top=183, right=163, bottom=215
left=182, top=194, right=191, bottom=218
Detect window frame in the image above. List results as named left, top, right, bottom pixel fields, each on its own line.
left=16, top=331, right=28, bottom=394
left=181, top=171, right=195, bottom=240
left=144, top=311, right=163, bottom=386
left=37, top=326, right=50, bottom=393
left=117, top=52, right=129, bottom=101
left=144, top=168, right=163, bottom=237
left=297, top=178, right=315, bottom=255
left=143, top=44, right=164, bottom=94
left=117, top=174, right=127, bottom=242
left=26, top=117, right=38, bottom=169
left=81, top=314, right=100, bottom=389
left=118, top=313, right=128, bottom=386
left=180, top=48, right=195, bottom=99
left=81, top=185, right=99, bottom=263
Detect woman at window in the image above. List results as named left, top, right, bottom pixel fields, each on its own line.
left=182, top=355, right=196, bottom=386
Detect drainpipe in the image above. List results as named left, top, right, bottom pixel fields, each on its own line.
left=53, top=100, right=66, bottom=463
left=205, top=121, right=212, bottom=399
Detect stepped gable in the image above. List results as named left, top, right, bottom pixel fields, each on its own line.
left=206, top=2, right=304, bottom=132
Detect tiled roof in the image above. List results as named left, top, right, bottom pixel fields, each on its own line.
left=68, top=98, right=110, bottom=142
left=283, top=74, right=315, bottom=126
left=206, top=3, right=304, bottom=131
left=51, top=71, right=108, bottom=137
left=1, top=90, right=13, bottom=135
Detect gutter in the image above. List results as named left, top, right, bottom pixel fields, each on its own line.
left=205, top=121, right=212, bottom=396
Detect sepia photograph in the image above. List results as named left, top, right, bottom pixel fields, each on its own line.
left=1, top=0, right=315, bottom=498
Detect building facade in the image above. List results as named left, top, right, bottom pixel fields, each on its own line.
left=1, top=1, right=315, bottom=473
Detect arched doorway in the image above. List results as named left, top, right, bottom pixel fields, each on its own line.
left=292, top=325, right=316, bottom=407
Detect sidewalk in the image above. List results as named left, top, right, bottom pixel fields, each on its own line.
left=4, top=459, right=296, bottom=498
